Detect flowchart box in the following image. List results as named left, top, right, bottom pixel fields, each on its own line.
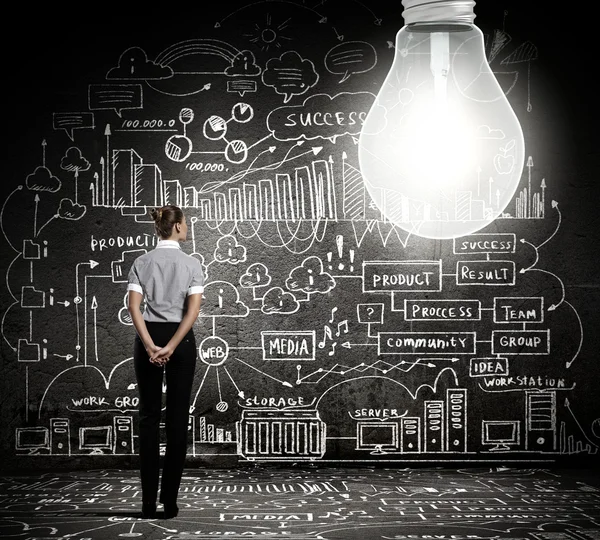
left=469, top=357, right=509, bottom=377
left=453, top=233, right=517, bottom=254
left=357, top=303, right=384, bottom=324
left=493, top=297, right=544, bottom=323
left=456, top=260, right=515, bottom=286
left=363, top=260, right=441, bottom=293
left=404, top=299, right=481, bottom=321
left=492, top=330, right=550, bottom=355
left=262, top=330, right=315, bottom=361
left=379, top=332, right=476, bottom=355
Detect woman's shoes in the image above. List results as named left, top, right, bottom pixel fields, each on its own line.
left=141, top=501, right=178, bottom=519
left=163, top=503, right=179, bottom=519
left=141, top=502, right=157, bottom=518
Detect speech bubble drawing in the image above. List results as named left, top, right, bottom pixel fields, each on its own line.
left=325, top=41, right=377, bottom=83
left=227, top=79, right=257, bottom=97
left=262, top=50, right=318, bottom=103
left=53, top=112, right=95, bottom=141
left=88, top=84, right=143, bottom=117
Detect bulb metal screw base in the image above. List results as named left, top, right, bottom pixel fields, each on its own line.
left=401, top=0, right=476, bottom=25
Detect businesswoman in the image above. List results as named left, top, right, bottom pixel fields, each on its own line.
left=127, top=205, right=204, bottom=519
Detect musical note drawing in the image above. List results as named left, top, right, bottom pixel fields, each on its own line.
left=329, top=307, right=338, bottom=323
left=318, top=325, right=334, bottom=348
left=336, top=320, right=349, bottom=336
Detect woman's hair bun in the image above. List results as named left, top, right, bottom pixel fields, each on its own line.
left=151, top=205, right=184, bottom=239
left=150, top=207, right=163, bottom=222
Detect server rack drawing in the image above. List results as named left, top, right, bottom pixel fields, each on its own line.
left=446, top=389, right=467, bottom=452
left=424, top=400, right=445, bottom=452
left=525, top=390, right=557, bottom=452
left=400, top=417, right=421, bottom=453
left=237, top=409, right=326, bottom=461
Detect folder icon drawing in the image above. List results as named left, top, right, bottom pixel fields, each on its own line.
left=23, top=239, right=41, bottom=260
left=21, top=286, right=45, bottom=308
left=18, top=339, right=40, bottom=362
left=112, top=249, right=146, bottom=283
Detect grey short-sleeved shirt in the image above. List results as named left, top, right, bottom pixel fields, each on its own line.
left=127, top=240, right=204, bottom=323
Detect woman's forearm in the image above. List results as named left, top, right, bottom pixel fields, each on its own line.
left=129, top=305, right=154, bottom=351
left=166, top=297, right=201, bottom=350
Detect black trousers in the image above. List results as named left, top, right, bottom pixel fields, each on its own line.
left=134, top=322, right=196, bottom=505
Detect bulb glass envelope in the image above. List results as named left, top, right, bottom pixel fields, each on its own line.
left=358, top=23, right=525, bottom=239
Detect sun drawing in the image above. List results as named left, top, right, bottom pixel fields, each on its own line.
left=244, top=13, right=293, bottom=51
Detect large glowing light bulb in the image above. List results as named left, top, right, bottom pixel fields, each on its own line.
left=358, top=0, right=525, bottom=239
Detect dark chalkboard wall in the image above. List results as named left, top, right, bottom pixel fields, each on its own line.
left=2, top=1, right=598, bottom=470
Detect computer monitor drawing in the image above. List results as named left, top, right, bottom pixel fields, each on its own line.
left=16, top=427, right=49, bottom=452
left=482, top=420, right=520, bottom=451
left=79, top=426, right=113, bottom=454
left=356, top=422, right=398, bottom=454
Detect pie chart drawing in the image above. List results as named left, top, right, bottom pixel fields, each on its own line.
left=165, top=134, right=192, bottom=162
left=232, top=102, right=254, bottom=123
left=452, top=35, right=519, bottom=103
left=204, top=115, right=228, bottom=140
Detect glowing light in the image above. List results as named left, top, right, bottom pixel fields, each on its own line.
left=358, top=0, right=525, bottom=239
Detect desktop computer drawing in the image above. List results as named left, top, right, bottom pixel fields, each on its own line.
left=482, top=420, right=520, bottom=451
left=16, top=427, right=50, bottom=453
left=50, top=418, right=71, bottom=455
left=79, top=425, right=113, bottom=454
left=525, top=390, right=557, bottom=452
left=356, top=421, right=398, bottom=455
left=113, top=416, right=134, bottom=454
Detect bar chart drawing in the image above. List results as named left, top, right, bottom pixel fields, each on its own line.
left=198, top=416, right=234, bottom=444
left=91, top=142, right=548, bottom=228
left=91, top=147, right=339, bottom=223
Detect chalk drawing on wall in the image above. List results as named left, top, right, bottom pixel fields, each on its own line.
left=2, top=2, right=596, bottom=462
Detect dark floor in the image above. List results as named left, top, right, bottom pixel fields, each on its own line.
left=1, top=466, right=599, bottom=539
